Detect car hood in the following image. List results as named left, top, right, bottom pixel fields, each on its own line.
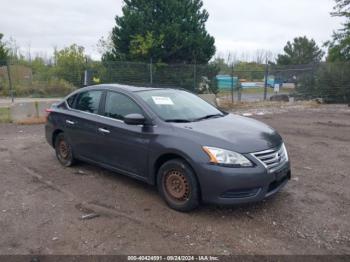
left=174, top=114, right=282, bottom=153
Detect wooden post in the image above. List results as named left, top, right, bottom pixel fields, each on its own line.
left=6, top=61, right=14, bottom=103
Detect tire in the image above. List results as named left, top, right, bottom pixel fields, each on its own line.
left=54, top=133, right=75, bottom=167
left=157, top=159, right=200, bottom=212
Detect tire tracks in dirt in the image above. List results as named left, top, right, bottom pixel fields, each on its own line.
left=21, top=166, right=177, bottom=241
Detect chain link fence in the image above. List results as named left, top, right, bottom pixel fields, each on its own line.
left=90, top=61, right=219, bottom=95
left=218, top=63, right=350, bottom=104
left=0, top=59, right=77, bottom=99
left=0, top=59, right=349, bottom=104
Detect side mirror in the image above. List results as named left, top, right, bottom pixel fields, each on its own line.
left=124, top=113, right=146, bottom=125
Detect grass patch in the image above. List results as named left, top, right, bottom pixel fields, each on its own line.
left=0, top=107, right=11, bottom=123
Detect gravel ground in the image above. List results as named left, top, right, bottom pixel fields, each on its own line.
left=0, top=104, right=349, bottom=255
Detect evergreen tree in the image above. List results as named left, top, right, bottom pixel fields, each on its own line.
left=0, top=33, right=8, bottom=63
left=277, top=36, right=324, bottom=65
left=106, top=0, right=215, bottom=64
left=326, top=0, right=350, bottom=62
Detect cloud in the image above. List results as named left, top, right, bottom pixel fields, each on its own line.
left=0, top=0, right=345, bottom=60
left=205, top=0, right=344, bottom=58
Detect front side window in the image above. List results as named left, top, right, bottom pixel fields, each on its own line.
left=74, top=91, right=103, bottom=114
left=104, top=92, right=143, bottom=120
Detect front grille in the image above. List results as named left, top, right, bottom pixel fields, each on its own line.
left=251, top=144, right=288, bottom=173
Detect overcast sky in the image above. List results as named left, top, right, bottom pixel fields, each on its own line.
left=0, top=0, right=344, bottom=61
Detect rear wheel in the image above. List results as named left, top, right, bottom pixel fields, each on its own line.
left=157, top=159, right=200, bottom=212
left=55, top=133, right=75, bottom=167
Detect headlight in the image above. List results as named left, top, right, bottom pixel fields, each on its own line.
left=202, top=146, right=253, bottom=167
left=282, top=143, right=289, bottom=162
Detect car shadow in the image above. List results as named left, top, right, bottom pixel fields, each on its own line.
left=72, top=160, right=158, bottom=193
left=70, top=161, right=291, bottom=217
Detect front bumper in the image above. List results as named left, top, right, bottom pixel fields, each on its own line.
left=197, top=160, right=291, bottom=205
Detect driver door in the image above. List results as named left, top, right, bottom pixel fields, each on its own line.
left=96, top=91, right=151, bottom=177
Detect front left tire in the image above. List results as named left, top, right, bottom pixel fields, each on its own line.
left=157, top=159, right=200, bottom=212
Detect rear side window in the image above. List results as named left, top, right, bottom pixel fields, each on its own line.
left=74, top=91, right=103, bottom=114
left=104, top=92, right=143, bottom=120
left=66, top=94, right=77, bottom=108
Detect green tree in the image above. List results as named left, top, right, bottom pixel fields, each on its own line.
left=210, top=58, right=265, bottom=81
left=233, top=62, right=265, bottom=80
left=210, top=58, right=231, bottom=74
left=326, top=0, right=350, bottom=62
left=277, top=36, right=324, bottom=65
left=29, top=57, right=53, bottom=82
left=0, top=33, right=9, bottom=62
left=107, top=0, right=215, bottom=63
left=130, top=32, right=165, bottom=60
left=53, top=44, right=87, bottom=86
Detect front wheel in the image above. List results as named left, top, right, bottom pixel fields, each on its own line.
left=55, top=133, right=75, bottom=167
left=157, top=159, right=200, bottom=212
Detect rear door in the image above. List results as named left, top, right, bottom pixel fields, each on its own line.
left=64, top=90, right=105, bottom=162
left=96, top=91, right=151, bottom=177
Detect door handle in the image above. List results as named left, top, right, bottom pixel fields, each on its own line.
left=98, top=128, right=110, bottom=134
left=66, top=120, right=75, bottom=125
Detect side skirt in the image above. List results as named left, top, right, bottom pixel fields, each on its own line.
left=77, top=156, right=150, bottom=184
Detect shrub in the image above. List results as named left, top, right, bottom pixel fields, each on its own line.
left=1, top=78, right=76, bottom=98
left=297, top=63, right=350, bottom=103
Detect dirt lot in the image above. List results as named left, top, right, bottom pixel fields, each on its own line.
left=0, top=105, right=349, bottom=255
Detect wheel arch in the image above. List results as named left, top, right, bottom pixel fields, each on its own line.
left=152, top=152, right=202, bottom=197
left=52, top=129, right=64, bottom=148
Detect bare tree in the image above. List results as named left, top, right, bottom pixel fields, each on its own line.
left=253, top=49, right=276, bottom=64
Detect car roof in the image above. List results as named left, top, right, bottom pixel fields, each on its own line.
left=83, top=84, right=165, bottom=93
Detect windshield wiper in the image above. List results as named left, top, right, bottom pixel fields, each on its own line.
left=193, top=114, right=224, bottom=122
left=165, top=119, right=192, bottom=123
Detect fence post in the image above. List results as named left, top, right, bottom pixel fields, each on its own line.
left=6, top=60, right=14, bottom=103
left=193, top=63, right=197, bottom=92
left=237, top=81, right=242, bottom=102
left=108, top=62, right=112, bottom=83
left=149, top=57, right=153, bottom=85
left=231, top=63, right=234, bottom=103
left=83, top=70, right=88, bottom=87
left=264, top=62, right=269, bottom=101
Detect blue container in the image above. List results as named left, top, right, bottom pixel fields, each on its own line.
left=216, top=75, right=239, bottom=90
left=267, top=75, right=284, bottom=88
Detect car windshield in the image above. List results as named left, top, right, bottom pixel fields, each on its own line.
left=136, top=89, right=225, bottom=122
